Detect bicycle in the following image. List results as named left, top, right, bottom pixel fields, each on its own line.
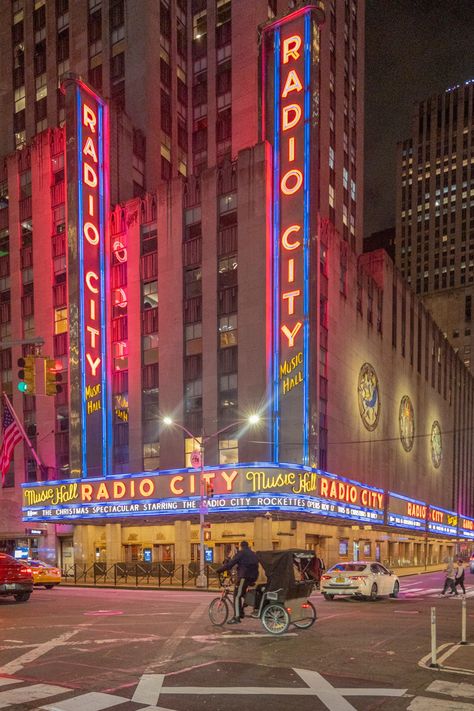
left=208, top=574, right=233, bottom=626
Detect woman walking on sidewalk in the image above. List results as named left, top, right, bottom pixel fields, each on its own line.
left=440, top=559, right=457, bottom=596
left=454, top=559, right=466, bottom=596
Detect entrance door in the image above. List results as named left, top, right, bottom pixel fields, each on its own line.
left=353, top=541, right=360, bottom=561
left=60, top=537, right=74, bottom=571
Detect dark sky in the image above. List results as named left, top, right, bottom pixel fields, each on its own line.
left=364, top=0, right=474, bottom=236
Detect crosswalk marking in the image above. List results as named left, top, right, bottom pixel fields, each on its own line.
left=408, top=696, right=474, bottom=710
left=132, top=674, right=165, bottom=704
left=0, top=678, right=21, bottom=688
left=42, top=691, right=128, bottom=711
left=427, top=680, right=474, bottom=700
left=0, top=683, right=68, bottom=709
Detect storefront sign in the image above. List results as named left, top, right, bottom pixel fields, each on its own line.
left=458, top=516, right=474, bottom=539
left=64, top=75, right=110, bottom=478
left=427, top=505, right=458, bottom=537
left=262, top=6, right=322, bottom=465
left=387, top=492, right=427, bottom=531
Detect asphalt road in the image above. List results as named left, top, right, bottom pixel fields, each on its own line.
left=0, top=570, right=473, bottom=710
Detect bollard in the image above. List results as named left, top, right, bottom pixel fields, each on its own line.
left=461, top=598, right=467, bottom=645
left=430, top=606, right=439, bottom=668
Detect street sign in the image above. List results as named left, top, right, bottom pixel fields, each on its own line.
left=190, top=450, right=202, bottom=469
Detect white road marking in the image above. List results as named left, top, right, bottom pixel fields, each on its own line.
left=0, top=677, right=21, bottom=688
left=418, top=642, right=474, bottom=676
left=427, top=680, right=474, bottom=699
left=143, top=601, right=208, bottom=671
left=132, top=674, right=165, bottom=704
left=0, top=630, right=81, bottom=674
left=0, top=683, right=68, bottom=708
left=407, top=696, right=474, bottom=710
left=42, top=691, right=128, bottom=711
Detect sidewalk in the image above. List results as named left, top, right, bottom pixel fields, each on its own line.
left=393, top=564, right=445, bottom=578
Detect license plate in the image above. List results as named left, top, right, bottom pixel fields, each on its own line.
left=335, top=576, right=345, bottom=584
left=4, top=584, right=16, bottom=590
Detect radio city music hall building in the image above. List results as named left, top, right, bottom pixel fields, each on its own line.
left=1, top=2, right=473, bottom=570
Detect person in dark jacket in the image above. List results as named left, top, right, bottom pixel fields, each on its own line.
left=216, top=540, right=259, bottom=624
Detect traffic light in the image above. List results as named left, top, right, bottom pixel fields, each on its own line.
left=17, top=355, right=36, bottom=394
left=45, top=358, right=63, bottom=396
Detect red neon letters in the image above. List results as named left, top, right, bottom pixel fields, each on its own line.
left=81, top=102, right=102, bottom=381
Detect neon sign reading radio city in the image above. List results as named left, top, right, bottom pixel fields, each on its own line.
left=81, top=103, right=102, bottom=384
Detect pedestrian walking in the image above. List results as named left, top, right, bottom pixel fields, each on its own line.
left=440, top=559, right=457, bottom=596
left=454, top=559, right=466, bottom=595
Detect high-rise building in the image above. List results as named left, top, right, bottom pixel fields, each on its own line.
left=395, top=78, right=474, bottom=370
left=1, top=2, right=473, bottom=571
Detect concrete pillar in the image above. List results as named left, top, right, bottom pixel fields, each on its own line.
left=73, top=525, right=90, bottom=565
left=105, top=523, right=122, bottom=564
left=294, top=522, right=306, bottom=549
left=174, top=520, right=191, bottom=567
left=253, top=516, right=272, bottom=551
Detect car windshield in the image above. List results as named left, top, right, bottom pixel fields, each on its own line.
left=329, top=563, right=367, bottom=572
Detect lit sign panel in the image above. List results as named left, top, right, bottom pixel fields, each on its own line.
left=459, top=516, right=474, bottom=539
left=427, top=505, right=458, bottom=537
left=387, top=492, right=427, bottom=531
left=262, top=6, right=322, bottom=465
left=22, top=465, right=384, bottom=525
left=64, top=75, right=110, bottom=477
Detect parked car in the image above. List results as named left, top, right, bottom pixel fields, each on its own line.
left=320, top=561, right=400, bottom=601
left=469, top=554, right=474, bottom=574
left=0, top=553, right=34, bottom=602
left=24, top=560, right=61, bottom=589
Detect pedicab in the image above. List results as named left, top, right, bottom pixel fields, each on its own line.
left=209, top=549, right=317, bottom=635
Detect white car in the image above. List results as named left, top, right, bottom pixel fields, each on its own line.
left=320, top=561, right=400, bottom=601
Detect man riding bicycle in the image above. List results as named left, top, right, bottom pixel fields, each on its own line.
left=216, top=540, right=259, bottom=624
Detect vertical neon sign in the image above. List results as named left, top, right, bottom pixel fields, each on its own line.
left=64, top=75, right=110, bottom=478
left=262, top=7, right=322, bottom=465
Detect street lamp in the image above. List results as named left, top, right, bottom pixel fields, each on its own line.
left=162, top=414, right=260, bottom=588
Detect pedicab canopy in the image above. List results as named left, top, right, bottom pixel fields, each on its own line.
left=256, top=549, right=315, bottom=600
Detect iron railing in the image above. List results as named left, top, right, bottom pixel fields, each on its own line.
left=61, top=562, right=222, bottom=589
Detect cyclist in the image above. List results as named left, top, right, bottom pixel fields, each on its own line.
left=216, top=540, right=259, bottom=624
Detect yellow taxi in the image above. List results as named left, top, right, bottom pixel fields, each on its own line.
left=26, top=560, right=61, bottom=589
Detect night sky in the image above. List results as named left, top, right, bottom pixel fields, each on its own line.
left=364, top=0, right=474, bottom=236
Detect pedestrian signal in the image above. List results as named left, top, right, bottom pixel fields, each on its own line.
left=17, top=355, right=36, bottom=394
left=206, top=482, right=214, bottom=498
left=45, top=358, right=63, bottom=396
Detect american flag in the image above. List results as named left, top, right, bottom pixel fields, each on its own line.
left=0, top=399, right=23, bottom=486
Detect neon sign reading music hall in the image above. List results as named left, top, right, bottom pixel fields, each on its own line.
left=262, top=6, right=322, bottom=465
left=64, top=75, right=110, bottom=477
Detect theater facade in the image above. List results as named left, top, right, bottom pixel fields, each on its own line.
left=9, top=6, right=474, bottom=570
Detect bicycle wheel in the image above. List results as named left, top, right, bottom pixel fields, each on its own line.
left=293, top=601, right=317, bottom=629
left=261, top=604, right=290, bottom=635
left=208, top=597, right=230, bottom=626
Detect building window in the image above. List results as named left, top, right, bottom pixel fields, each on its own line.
left=185, top=379, right=202, bottom=413
left=54, top=307, right=68, bottom=335
left=219, top=314, right=237, bottom=348
left=184, top=267, right=202, bottom=299
left=219, top=438, right=238, bottom=464
left=185, top=322, right=202, bottom=356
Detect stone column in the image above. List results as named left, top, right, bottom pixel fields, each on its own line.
left=73, top=525, right=91, bottom=565
left=105, top=523, right=122, bottom=564
left=253, top=516, right=273, bottom=551
left=174, top=520, right=191, bottom=567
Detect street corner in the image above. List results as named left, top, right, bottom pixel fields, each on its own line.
left=419, top=641, right=474, bottom=677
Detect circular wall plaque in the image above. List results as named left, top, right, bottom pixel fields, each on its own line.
left=399, top=395, right=415, bottom=452
left=430, top=420, right=442, bottom=468
left=357, top=362, right=380, bottom=431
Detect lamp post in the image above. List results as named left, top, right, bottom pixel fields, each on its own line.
left=162, top=414, right=260, bottom=588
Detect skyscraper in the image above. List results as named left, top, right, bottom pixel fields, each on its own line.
left=396, top=78, right=474, bottom=370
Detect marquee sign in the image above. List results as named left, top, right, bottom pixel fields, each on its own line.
left=459, top=516, right=474, bottom=539
left=387, top=492, right=427, bottom=531
left=63, top=75, right=110, bottom=478
left=22, top=465, right=384, bottom=525
left=427, top=505, right=458, bottom=537
left=262, top=6, right=322, bottom=465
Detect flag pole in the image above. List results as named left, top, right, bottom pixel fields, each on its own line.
left=3, top=393, right=43, bottom=470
